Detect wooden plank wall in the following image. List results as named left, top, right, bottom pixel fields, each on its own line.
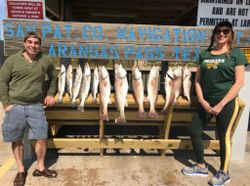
left=3, top=20, right=250, bottom=62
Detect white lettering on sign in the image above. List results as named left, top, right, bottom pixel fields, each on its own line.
left=5, top=0, right=45, bottom=20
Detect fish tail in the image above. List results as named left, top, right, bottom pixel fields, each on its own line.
left=148, top=110, right=158, bottom=118
left=57, top=93, right=64, bottom=102
left=100, top=114, right=109, bottom=121
left=77, top=105, right=85, bottom=112
left=57, top=97, right=63, bottom=103
left=137, top=111, right=146, bottom=118
left=160, top=105, right=168, bottom=114
left=92, top=96, right=97, bottom=103
left=160, top=100, right=169, bottom=113
left=71, top=99, right=77, bottom=107
left=115, top=116, right=126, bottom=124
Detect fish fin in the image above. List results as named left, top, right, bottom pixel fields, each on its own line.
left=150, top=79, right=157, bottom=87
left=134, top=81, right=141, bottom=87
left=161, top=90, right=175, bottom=112
left=104, top=80, right=108, bottom=87
left=119, top=80, right=123, bottom=86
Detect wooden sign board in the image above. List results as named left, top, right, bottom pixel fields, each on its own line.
left=3, top=19, right=250, bottom=62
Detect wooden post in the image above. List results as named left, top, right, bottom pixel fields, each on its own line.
left=159, top=105, right=174, bottom=155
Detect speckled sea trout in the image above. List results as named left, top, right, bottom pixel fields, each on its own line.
left=71, top=64, right=82, bottom=106
left=78, top=63, right=91, bottom=112
left=57, top=64, right=66, bottom=102
left=66, top=64, right=73, bottom=99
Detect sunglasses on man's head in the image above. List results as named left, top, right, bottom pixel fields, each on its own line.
left=214, top=28, right=231, bottom=35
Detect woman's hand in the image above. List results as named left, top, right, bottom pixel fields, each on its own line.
left=199, top=99, right=212, bottom=113
left=210, top=103, right=224, bottom=116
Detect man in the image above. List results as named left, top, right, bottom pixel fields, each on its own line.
left=0, top=31, right=57, bottom=186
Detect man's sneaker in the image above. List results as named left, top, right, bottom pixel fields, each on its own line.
left=208, top=170, right=230, bottom=186
left=182, top=164, right=208, bottom=177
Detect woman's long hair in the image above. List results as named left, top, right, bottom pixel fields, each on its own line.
left=207, top=21, right=234, bottom=52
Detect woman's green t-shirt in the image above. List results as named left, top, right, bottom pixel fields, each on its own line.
left=198, top=48, right=248, bottom=99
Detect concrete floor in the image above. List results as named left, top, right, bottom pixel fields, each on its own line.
left=0, top=103, right=250, bottom=186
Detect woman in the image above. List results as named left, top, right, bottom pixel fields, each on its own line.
left=182, top=21, right=248, bottom=186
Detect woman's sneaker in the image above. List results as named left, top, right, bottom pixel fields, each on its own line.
left=208, top=170, right=230, bottom=186
left=182, top=164, right=208, bottom=177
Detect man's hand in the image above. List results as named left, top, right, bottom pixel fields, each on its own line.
left=44, top=96, right=55, bottom=107
left=4, top=104, right=14, bottom=112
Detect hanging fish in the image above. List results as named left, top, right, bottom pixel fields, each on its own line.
left=66, top=64, right=73, bottom=100
left=57, top=64, right=66, bottom=102
left=132, top=66, right=146, bottom=117
left=182, top=66, right=192, bottom=103
left=161, top=67, right=175, bottom=113
left=147, top=65, right=160, bottom=118
left=71, top=64, right=82, bottom=106
left=91, top=66, right=99, bottom=103
left=78, top=63, right=91, bottom=112
left=114, top=64, right=128, bottom=124
left=173, top=65, right=183, bottom=104
left=99, top=66, right=111, bottom=121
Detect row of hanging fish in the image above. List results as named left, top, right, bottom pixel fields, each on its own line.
left=161, top=65, right=192, bottom=113
left=57, top=63, right=192, bottom=124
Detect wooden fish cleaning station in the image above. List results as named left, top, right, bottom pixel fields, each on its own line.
left=46, top=95, right=244, bottom=156
left=3, top=20, right=249, bottom=157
